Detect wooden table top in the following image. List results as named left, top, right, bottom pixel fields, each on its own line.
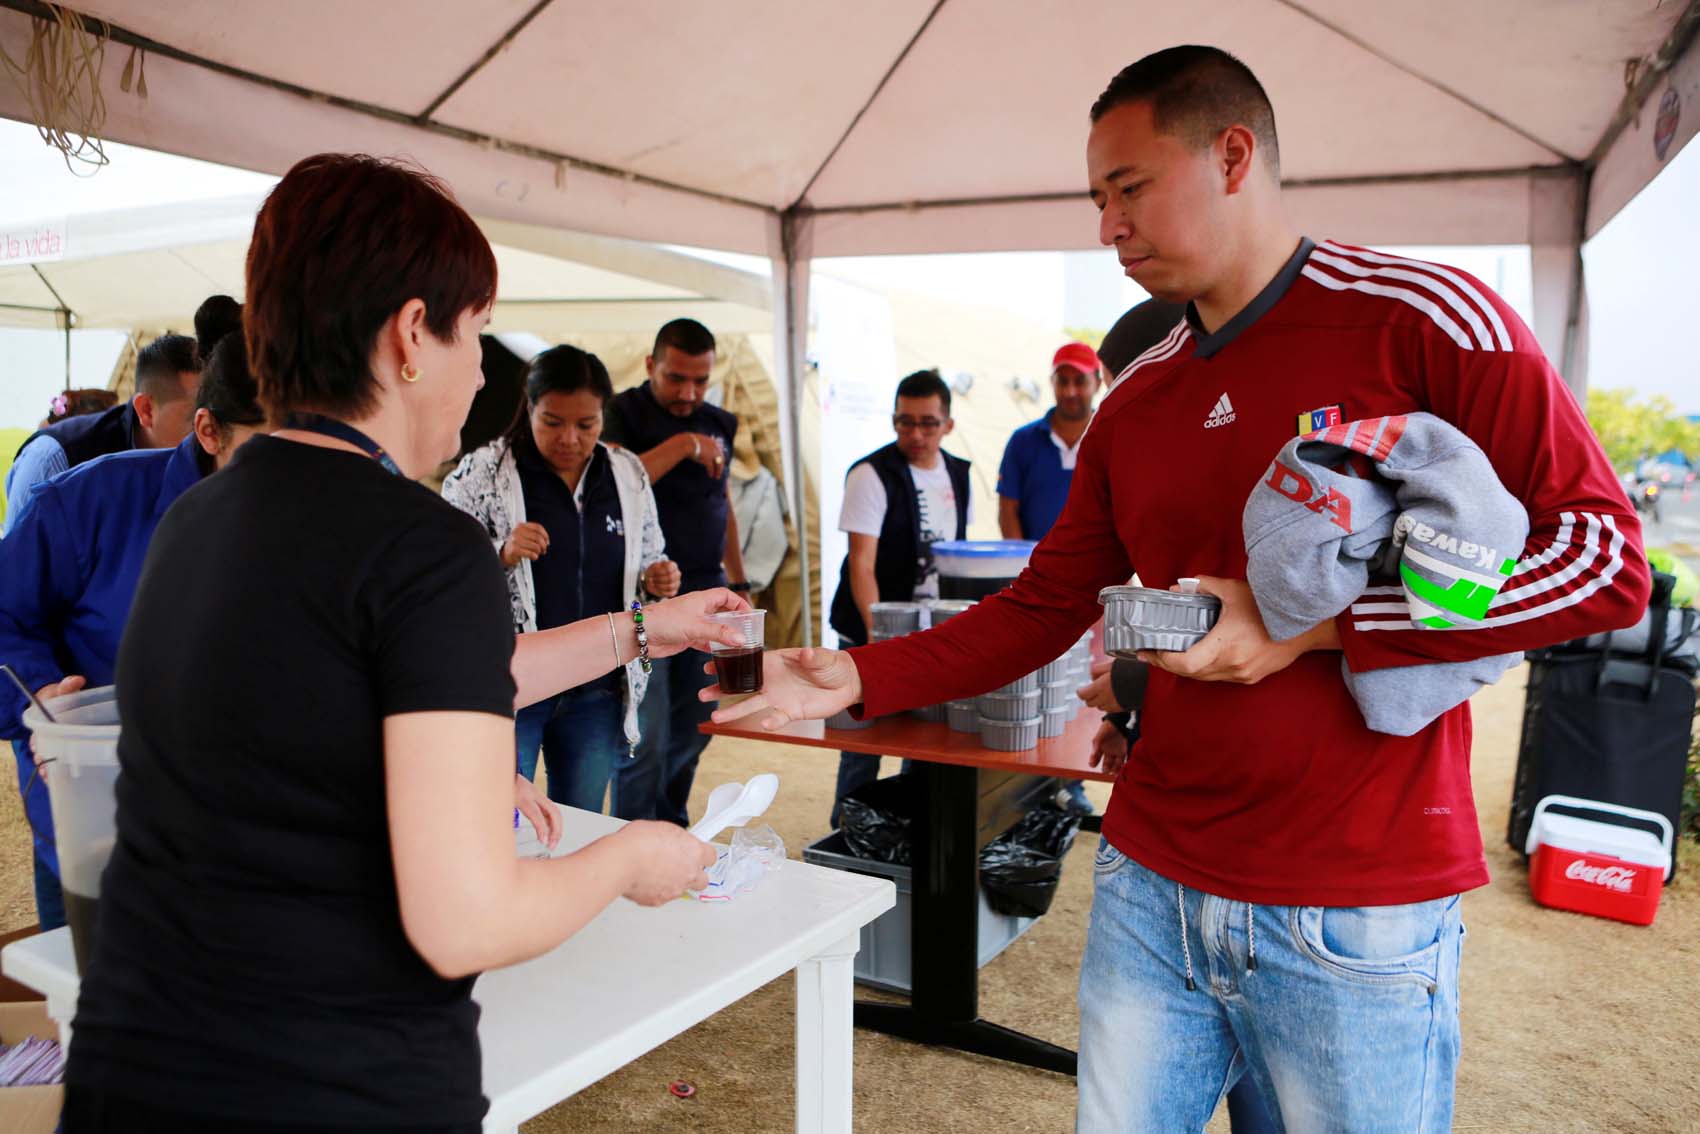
left=702, top=703, right=1116, bottom=782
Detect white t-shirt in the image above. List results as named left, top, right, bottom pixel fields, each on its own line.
left=838, top=459, right=973, bottom=601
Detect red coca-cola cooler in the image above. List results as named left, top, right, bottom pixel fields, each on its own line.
left=1524, top=795, right=1674, bottom=926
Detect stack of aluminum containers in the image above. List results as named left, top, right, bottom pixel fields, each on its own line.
left=865, top=602, right=946, bottom=723
left=828, top=597, right=1099, bottom=753
left=921, top=599, right=979, bottom=732
left=978, top=668, right=1040, bottom=749
left=979, top=631, right=1095, bottom=750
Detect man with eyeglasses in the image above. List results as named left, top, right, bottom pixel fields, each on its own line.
left=825, top=368, right=972, bottom=824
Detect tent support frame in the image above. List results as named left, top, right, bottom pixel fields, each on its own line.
left=772, top=207, right=815, bottom=646
left=29, top=262, right=73, bottom=386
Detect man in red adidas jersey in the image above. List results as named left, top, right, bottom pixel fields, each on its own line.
left=709, top=46, right=1649, bottom=1131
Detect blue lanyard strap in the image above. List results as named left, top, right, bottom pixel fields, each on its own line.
left=282, top=413, right=405, bottom=478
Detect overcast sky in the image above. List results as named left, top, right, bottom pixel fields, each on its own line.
left=2, top=117, right=1694, bottom=431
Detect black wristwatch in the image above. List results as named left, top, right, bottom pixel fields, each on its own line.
left=728, top=581, right=753, bottom=594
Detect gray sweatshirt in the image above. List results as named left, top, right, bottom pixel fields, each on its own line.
left=1243, top=412, right=1528, bottom=735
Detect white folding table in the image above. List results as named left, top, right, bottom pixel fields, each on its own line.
left=3, top=805, right=894, bottom=1133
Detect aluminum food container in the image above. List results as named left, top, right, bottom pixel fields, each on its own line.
left=946, top=701, right=980, bottom=732
left=978, top=690, right=1040, bottom=721
left=1039, top=680, right=1072, bottom=712
left=1098, top=585, right=1221, bottom=656
left=926, top=599, right=976, bottom=626
left=1040, top=706, right=1068, bottom=738
left=869, top=601, right=925, bottom=635
left=979, top=715, right=1041, bottom=751
left=910, top=703, right=947, bottom=723
left=1038, top=656, right=1072, bottom=684
left=992, top=671, right=1039, bottom=697
left=824, top=708, right=873, bottom=730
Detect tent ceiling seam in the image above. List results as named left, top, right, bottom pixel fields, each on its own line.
left=416, top=0, right=556, bottom=123
left=165, top=246, right=224, bottom=291
left=1272, top=0, right=1575, bottom=162
left=790, top=0, right=948, bottom=210
left=804, top=162, right=1579, bottom=217
left=1584, top=0, right=1700, bottom=167
left=0, top=0, right=776, bottom=217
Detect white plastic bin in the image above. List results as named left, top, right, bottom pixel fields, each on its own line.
left=22, top=685, right=121, bottom=972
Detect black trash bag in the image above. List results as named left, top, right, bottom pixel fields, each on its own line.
left=839, top=773, right=923, bottom=865
left=979, top=807, right=1083, bottom=918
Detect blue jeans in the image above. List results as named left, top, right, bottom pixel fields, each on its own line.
left=1079, top=841, right=1463, bottom=1133
left=615, top=652, right=715, bottom=826
left=515, top=687, right=628, bottom=813
left=13, top=738, right=65, bottom=930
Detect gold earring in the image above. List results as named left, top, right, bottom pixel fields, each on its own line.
left=400, top=362, right=422, bottom=383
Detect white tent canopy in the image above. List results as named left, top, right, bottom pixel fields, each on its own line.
left=0, top=195, right=773, bottom=336
left=5, top=0, right=1696, bottom=642
left=2, top=1, right=1693, bottom=254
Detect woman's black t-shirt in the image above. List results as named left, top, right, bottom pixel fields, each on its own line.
left=65, top=436, right=517, bottom=1126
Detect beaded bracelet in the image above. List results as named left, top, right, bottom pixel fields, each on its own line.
left=630, top=600, right=652, bottom=674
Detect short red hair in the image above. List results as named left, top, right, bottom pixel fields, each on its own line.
left=245, top=154, right=497, bottom=421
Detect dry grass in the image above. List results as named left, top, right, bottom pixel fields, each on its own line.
left=3, top=667, right=1694, bottom=1131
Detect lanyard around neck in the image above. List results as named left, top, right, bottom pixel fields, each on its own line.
left=282, top=413, right=405, bottom=478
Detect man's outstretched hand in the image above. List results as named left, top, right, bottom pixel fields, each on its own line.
left=701, top=647, right=863, bottom=731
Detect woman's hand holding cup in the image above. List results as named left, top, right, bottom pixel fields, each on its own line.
left=639, top=588, right=751, bottom=659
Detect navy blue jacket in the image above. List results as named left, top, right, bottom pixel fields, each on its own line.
left=0, top=434, right=206, bottom=739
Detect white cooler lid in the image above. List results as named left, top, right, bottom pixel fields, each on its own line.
left=1532, top=812, right=1671, bottom=869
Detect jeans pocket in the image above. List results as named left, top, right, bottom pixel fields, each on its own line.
left=1093, top=836, right=1129, bottom=876
left=1289, top=896, right=1457, bottom=988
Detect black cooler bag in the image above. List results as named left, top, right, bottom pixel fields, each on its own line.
left=1507, top=572, right=1697, bottom=875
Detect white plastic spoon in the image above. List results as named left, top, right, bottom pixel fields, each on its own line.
left=699, top=781, right=743, bottom=828
left=688, top=773, right=779, bottom=843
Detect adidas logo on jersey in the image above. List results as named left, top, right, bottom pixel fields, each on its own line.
left=1203, top=393, right=1236, bottom=429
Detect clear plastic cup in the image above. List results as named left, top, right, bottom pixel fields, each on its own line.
left=708, top=609, right=766, bottom=694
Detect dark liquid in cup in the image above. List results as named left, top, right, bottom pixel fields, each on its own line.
left=65, top=890, right=98, bottom=974
left=715, top=646, right=764, bottom=694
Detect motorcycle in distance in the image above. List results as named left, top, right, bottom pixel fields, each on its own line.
left=1629, top=476, right=1664, bottom=526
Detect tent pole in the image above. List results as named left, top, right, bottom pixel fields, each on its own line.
left=1526, top=171, right=1589, bottom=402
left=772, top=207, right=815, bottom=647
left=1559, top=170, right=1592, bottom=397
left=29, top=265, right=75, bottom=388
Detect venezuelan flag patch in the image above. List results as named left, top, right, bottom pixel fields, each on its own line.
left=1297, top=404, right=1345, bottom=436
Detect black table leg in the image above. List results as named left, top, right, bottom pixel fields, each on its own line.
left=850, top=761, right=1077, bottom=1076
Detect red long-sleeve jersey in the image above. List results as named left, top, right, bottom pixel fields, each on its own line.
left=849, top=239, right=1649, bottom=906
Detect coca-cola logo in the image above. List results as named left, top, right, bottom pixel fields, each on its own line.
left=1564, top=858, right=1636, bottom=893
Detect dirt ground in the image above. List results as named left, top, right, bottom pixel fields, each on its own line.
left=1, top=665, right=1694, bottom=1132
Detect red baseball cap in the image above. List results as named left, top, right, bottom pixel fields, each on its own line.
left=1051, top=341, right=1102, bottom=377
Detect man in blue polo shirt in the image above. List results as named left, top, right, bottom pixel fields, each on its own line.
left=998, top=340, right=1103, bottom=814
left=997, top=341, right=1103, bottom=541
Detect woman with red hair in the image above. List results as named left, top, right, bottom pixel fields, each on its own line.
left=62, top=154, right=739, bottom=1132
